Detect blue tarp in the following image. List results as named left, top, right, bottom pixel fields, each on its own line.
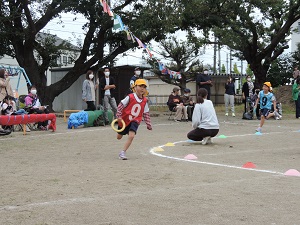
left=67, top=111, right=88, bottom=129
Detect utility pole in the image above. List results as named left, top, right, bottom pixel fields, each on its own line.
left=241, top=60, right=243, bottom=75
left=229, top=49, right=232, bottom=74
left=218, top=43, right=221, bottom=74
left=226, top=53, right=229, bottom=74
left=213, top=36, right=217, bottom=74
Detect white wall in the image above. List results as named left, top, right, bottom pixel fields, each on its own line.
left=291, top=20, right=300, bottom=52
left=52, top=71, right=87, bottom=112
left=146, top=78, right=196, bottom=105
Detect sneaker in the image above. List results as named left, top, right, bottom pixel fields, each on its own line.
left=26, top=125, right=31, bottom=132
left=174, top=119, right=181, bottom=122
left=256, top=127, right=262, bottom=133
left=206, top=137, right=213, bottom=144
left=119, top=151, right=127, bottom=160
left=202, top=136, right=211, bottom=145
left=232, top=113, right=235, bottom=117
left=225, top=113, right=228, bottom=116
left=39, top=126, right=46, bottom=131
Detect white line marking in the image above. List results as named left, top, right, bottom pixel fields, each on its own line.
left=149, top=131, right=295, bottom=176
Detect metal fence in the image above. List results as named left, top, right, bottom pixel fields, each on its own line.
left=148, top=94, right=243, bottom=108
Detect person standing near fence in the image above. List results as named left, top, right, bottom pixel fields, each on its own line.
left=224, top=76, right=235, bottom=117
left=196, top=69, right=213, bottom=100
left=82, top=70, right=98, bottom=111
left=99, top=67, right=118, bottom=124
left=242, top=75, right=254, bottom=115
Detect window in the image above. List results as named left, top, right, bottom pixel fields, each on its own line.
left=62, top=56, right=67, bottom=64
left=68, top=57, right=72, bottom=64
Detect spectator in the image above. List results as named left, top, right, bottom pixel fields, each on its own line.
left=292, top=77, right=300, bottom=119
left=1, top=95, right=26, bottom=116
left=99, top=67, right=118, bottom=124
left=0, top=69, right=13, bottom=102
left=196, top=69, right=213, bottom=100
left=82, top=70, right=98, bottom=111
left=187, top=88, right=219, bottom=144
left=293, top=66, right=300, bottom=82
left=167, top=87, right=188, bottom=122
left=129, top=67, right=141, bottom=93
left=25, top=85, right=49, bottom=130
left=242, top=75, right=255, bottom=115
left=181, top=88, right=194, bottom=121
left=224, top=75, right=235, bottom=117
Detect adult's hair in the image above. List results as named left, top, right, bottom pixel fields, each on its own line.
left=0, top=69, right=5, bottom=78
left=103, top=67, right=110, bottom=71
left=28, top=85, right=36, bottom=90
left=85, top=70, right=94, bottom=80
left=196, top=88, right=208, bottom=104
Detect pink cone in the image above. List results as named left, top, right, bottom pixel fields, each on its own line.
left=284, top=169, right=300, bottom=177
left=184, top=154, right=198, bottom=160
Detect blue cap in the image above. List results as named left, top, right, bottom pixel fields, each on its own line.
left=184, top=88, right=191, bottom=93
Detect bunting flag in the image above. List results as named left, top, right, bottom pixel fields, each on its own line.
left=145, top=47, right=153, bottom=58
left=99, top=0, right=114, bottom=17
left=134, top=36, right=145, bottom=48
left=98, top=0, right=180, bottom=76
left=157, top=61, right=181, bottom=79
left=113, top=14, right=125, bottom=31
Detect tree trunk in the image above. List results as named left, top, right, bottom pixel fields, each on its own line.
left=249, top=60, right=269, bottom=88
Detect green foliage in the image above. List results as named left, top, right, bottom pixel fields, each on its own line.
left=267, top=52, right=296, bottom=87
left=0, top=0, right=183, bottom=108
left=233, top=63, right=240, bottom=74
left=180, top=0, right=300, bottom=85
left=221, top=64, right=226, bottom=73
left=246, top=64, right=253, bottom=76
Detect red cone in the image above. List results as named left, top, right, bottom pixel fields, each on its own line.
left=242, top=162, right=256, bottom=168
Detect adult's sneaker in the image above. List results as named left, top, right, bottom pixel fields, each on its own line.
left=202, top=136, right=211, bottom=145
left=207, top=137, right=213, bottom=144
left=232, top=113, right=235, bottom=117
left=119, top=151, right=127, bottom=160
left=225, top=113, right=228, bottom=116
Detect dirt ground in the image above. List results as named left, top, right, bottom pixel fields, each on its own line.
left=0, top=113, right=300, bottom=225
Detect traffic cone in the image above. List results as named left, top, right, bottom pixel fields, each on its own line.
left=242, top=162, right=256, bottom=168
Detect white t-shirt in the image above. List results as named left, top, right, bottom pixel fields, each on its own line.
left=104, top=77, right=111, bottom=96
left=192, top=99, right=219, bottom=129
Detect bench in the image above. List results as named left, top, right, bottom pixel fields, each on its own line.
left=0, top=113, right=56, bottom=135
left=63, top=110, right=81, bottom=122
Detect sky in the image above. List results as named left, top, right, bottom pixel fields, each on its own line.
left=41, top=8, right=295, bottom=75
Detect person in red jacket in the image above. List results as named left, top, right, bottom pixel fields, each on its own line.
left=116, top=79, right=152, bottom=160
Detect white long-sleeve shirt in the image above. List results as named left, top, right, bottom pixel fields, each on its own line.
left=192, top=99, right=219, bottom=129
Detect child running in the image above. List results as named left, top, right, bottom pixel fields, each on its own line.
left=254, top=82, right=278, bottom=132
left=116, top=79, right=152, bottom=160
left=187, top=88, right=219, bottom=145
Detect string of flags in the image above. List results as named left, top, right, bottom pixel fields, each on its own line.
left=99, top=0, right=182, bottom=80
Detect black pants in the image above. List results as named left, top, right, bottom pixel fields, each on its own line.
left=187, top=128, right=219, bottom=141
left=187, top=106, right=194, bottom=121
left=85, top=101, right=96, bottom=111
left=28, top=108, right=49, bottom=127
left=295, top=98, right=300, bottom=118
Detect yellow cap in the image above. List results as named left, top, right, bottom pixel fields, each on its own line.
left=135, top=79, right=147, bottom=87
left=263, top=82, right=272, bottom=87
